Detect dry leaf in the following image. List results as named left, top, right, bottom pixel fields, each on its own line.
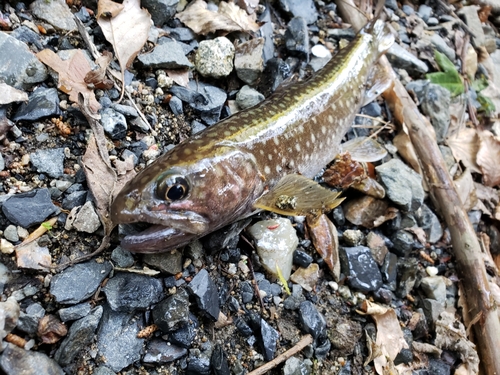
left=0, top=83, right=28, bottom=104
left=393, top=125, right=423, bottom=178
left=37, top=49, right=101, bottom=113
left=306, top=214, right=340, bottom=280
left=97, top=0, right=151, bottom=101
left=84, top=50, right=114, bottom=90
left=97, top=0, right=124, bottom=19
left=447, top=127, right=481, bottom=173
left=38, top=315, right=67, bottom=344
left=453, top=169, right=478, bottom=212
left=166, top=68, right=190, bottom=87
left=176, top=0, right=259, bottom=35
left=476, top=130, right=500, bottom=187
left=405, top=226, right=427, bottom=245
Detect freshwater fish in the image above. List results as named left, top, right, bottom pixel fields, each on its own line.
left=111, top=18, right=394, bottom=253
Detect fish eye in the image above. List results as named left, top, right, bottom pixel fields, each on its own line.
left=156, top=173, right=189, bottom=201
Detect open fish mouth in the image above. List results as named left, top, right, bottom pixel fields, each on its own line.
left=119, top=223, right=198, bottom=253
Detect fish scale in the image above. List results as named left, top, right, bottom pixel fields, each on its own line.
left=111, top=19, right=394, bottom=253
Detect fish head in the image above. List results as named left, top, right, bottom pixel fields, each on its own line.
left=111, top=143, right=264, bottom=253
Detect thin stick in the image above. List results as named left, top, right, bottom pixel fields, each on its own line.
left=247, top=334, right=314, bottom=375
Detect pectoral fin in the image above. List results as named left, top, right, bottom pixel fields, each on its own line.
left=363, top=62, right=393, bottom=106
left=254, top=174, right=344, bottom=216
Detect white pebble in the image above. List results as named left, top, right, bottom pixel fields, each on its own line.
left=311, top=44, right=332, bottom=59
left=426, top=266, right=439, bottom=277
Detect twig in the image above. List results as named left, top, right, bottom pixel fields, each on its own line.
left=247, top=334, right=313, bottom=375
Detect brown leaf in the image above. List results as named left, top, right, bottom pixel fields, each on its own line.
left=166, top=68, right=190, bottom=87
left=404, top=226, right=427, bottom=245
left=0, top=83, right=28, bottom=105
left=176, top=0, right=259, bottom=35
left=97, top=0, right=124, bottom=19
left=446, top=127, right=481, bottom=174
left=306, top=214, right=340, bottom=280
left=453, top=169, right=478, bottom=212
left=97, top=0, right=151, bottom=101
left=477, top=130, right=500, bottom=187
left=323, top=152, right=367, bottom=189
left=393, top=126, right=424, bottom=178
left=84, top=50, right=114, bottom=90
left=38, top=315, right=67, bottom=344
left=37, top=49, right=101, bottom=112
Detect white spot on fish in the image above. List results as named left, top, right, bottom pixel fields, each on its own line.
left=264, top=166, right=271, bottom=174
left=276, top=165, right=282, bottom=173
left=321, top=125, right=327, bottom=134
left=295, top=144, right=301, bottom=152
left=273, top=138, right=280, bottom=146
left=328, top=115, right=334, bottom=124
left=268, top=154, right=273, bottom=161
left=311, top=133, right=316, bottom=143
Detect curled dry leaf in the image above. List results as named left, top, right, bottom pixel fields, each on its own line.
left=38, top=315, right=67, bottom=344
left=176, top=0, right=260, bottom=35
left=0, top=83, right=28, bottom=105
left=476, top=130, right=500, bottom=187
left=453, top=168, right=478, bottom=212
left=447, top=127, right=481, bottom=173
left=97, top=0, right=151, bottom=101
left=306, top=214, right=340, bottom=281
left=37, top=49, right=101, bottom=112
left=97, top=0, right=124, bottom=19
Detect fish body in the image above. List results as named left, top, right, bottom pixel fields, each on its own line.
left=111, top=19, right=394, bottom=253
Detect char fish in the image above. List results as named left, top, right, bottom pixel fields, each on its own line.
left=111, top=19, right=394, bottom=253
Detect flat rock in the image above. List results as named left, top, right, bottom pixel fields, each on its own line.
left=299, top=301, right=326, bottom=341
left=30, top=0, right=76, bottom=32
left=58, top=302, right=92, bottom=322
left=2, top=188, right=58, bottom=227
left=339, top=246, right=383, bottom=292
left=13, top=87, right=61, bottom=122
left=0, top=343, right=64, bottom=375
left=66, top=201, right=101, bottom=233
left=187, top=80, right=227, bottom=125
left=50, top=260, right=112, bottom=304
left=143, top=339, right=187, bottom=364
left=30, top=147, right=65, bottom=178
left=142, top=0, right=179, bottom=27
left=138, top=38, right=192, bottom=69
left=0, top=31, right=47, bottom=90
left=386, top=44, right=428, bottom=75
left=188, top=269, right=220, bottom=321
left=15, top=241, right=51, bottom=270
left=142, top=249, right=183, bottom=275
left=236, top=85, right=265, bottom=110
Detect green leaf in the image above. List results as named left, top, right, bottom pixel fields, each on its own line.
left=41, top=221, right=53, bottom=231
left=477, top=92, right=496, bottom=115
left=471, top=76, right=489, bottom=92
left=426, top=50, right=464, bottom=97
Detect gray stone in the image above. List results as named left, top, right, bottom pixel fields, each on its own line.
left=188, top=269, right=220, bottom=321
left=236, top=85, right=265, bottom=110
left=430, top=34, right=456, bottom=62
left=0, top=154, right=4, bottom=172
left=376, top=159, right=425, bottom=211
left=422, top=298, right=445, bottom=329
left=187, top=81, right=227, bottom=125
left=143, top=249, right=183, bottom=275
left=111, top=246, right=135, bottom=268
left=138, top=39, right=192, bottom=69
left=0, top=32, right=47, bottom=90
left=421, top=83, right=451, bottom=143
left=417, top=4, right=432, bottom=22
left=30, top=147, right=65, bottom=178
left=143, top=339, right=187, bottom=363
left=406, top=80, right=429, bottom=103
left=17, top=303, right=45, bottom=334
left=420, top=276, right=447, bottom=303
left=0, top=344, right=64, bottom=375
left=339, top=246, right=383, bottom=292
left=13, top=87, right=61, bottom=121
left=191, top=120, right=207, bottom=134
left=2, top=188, right=58, bottom=227
left=235, top=38, right=265, bottom=85
left=94, top=366, right=116, bottom=375
left=142, top=0, right=179, bottom=27
left=110, top=103, right=138, bottom=118
left=58, top=302, right=92, bottom=322
left=66, top=201, right=101, bottom=233
left=62, top=191, right=87, bottom=210
left=416, top=204, right=443, bottom=243
left=387, top=44, right=429, bottom=75
left=100, top=108, right=127, bottom=140
left=195, top=37, right=234, bottom=78
left=283, top=357, right=312, bottom=375
left=152, top=290, right=190, bottom=332
left=285, top=17, right=309, bottom=56
left=3, top=225, right=19, bottom=243
left=31, top=0, right=76, bottom=32
left=458, top=6, right=485, bottom=48
left=279, top=0, right=318, bottom=25
left=54, top=306, right=103, bottom=366
left=402, top=5, right=415, bottom=15
left=396, top=258, right=418, bottom=298
left=391, top=230, right=415, bottom=257
left=50, top=260, right=112, bottom=304
left=96, top=305, right=144, bottom=372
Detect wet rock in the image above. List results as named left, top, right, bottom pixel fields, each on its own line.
left=101, top=108, right=127, bottom=140
left=152, top=290, right=190, bottom=332
left=0, top=32, right=47, bottom=90
left=290, top=263, right=320, bottom=292
left=391, top=230, right=414, bottom=257
left=429, top=358, right=451, bottom=375
left=13, top=87, right=61, bottom=122
left=16, top=241, right=51, bottom=270
left=54, top=306, right=103, bottom=366
left=142, top=0, right=179, bottom=27
left=458, top=6, right=485, bottom=48
left=234, top=316, right=253, bottom=337
left=381, top=252, right=398, bottom=284
left=110, top=246, right=134, bottom=268
left=103, top=273, right=163, bottom=312
left=253, top=317, right=279, bottom=361
left=143, top=339, right=187, bottom=364
left=422, top=298, right=445, bottom=330
left=299, top=301, right=326, bottom=341
left=416, top=204, right=443, bottom=243
left=170, top=313, right=198, bottom=348
left=10, top=25, right=44, bottom=52
left=203, top=219, right=249, bottom=253
left=211, top=344, right=230, bottom=375
left=240, top=281, right=254, bottom=303
left=0, top=343, right=64, bottom=375
left=279, top=0, right=318, bottom=24
left=50, top=260, right=112, bottom=304
left=169, top=95, right=183, bottom=115
left=236, top=85, right=265, bottom=110
left=285, top=17, right=309, bottom=56
left=188, top=269, right=220, bottom=321
left=386, top=44, right=429, bottom=75
left=58, top=302, right=92, bottom=322
left=30, top=0, right=76, bottom=32
left=339, top=246, right=383, bottom=292
left=293, top=250, right=313, bottom=268
left=17, top=303, right=45, bottom=334
left=2, top=188, right=58, bottom=227
left=420, top=83, right=451, bottom=143
left=234, top=38, right=265, bottom=85
left=62, top=191, right=87, bottom=210
left=65, top=201, right=101, bottom=233
left=143, top=249, right=183, bottom=274
left=138, top=38, right=192, bottom=69
left=420, top=276, right=447, bottom=303
left=376, top=159, right=424, bottom=211
left=396, top=258, right=418, bottom=298
left=248, top=218, right=298, bottom=280
left=195, top=37, right=234, bottom=78
left=30, top=147, right=65, bottom=178
left=96, top=305, right=144, bottom=372
left=186, top=351, right=211, bottom=375
left=283, top=357, right=312, bottom=375
left=411, top=309, right=429, bottom=340
left=187, top=80, right=227, bottom=125
left=373, top=287, right=395, bottom=303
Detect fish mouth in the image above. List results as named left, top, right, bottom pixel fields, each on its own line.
left=119, top=224, right=198, bottom=253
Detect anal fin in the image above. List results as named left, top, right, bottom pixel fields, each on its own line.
left=254, top=174, right=344, bottom=216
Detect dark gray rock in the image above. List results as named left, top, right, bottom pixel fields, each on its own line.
left=430, top=34, right=456, bottom=62
left=279, top=0, right=318, bottom=24
left=152, top=290, right=190, bottom=332
left=138, top=39, right=192, bottom=69
left=169, top=95, right=183, bottom=115
left=211, top=344, right=230, bottom=375
left=54, top=306, right=103, bottom=366
left=381, top=252, right=398, bottom=284
left=110, top=246, right=135, bottom=268
left=402, top=5, right=415, bottom=15
left=2, top=188, right=58, bottom=227
left=458, top=6, right=485, bottom=48
left=240, top=280, right=254, bottom=303
left=62, top=191, right=87, bottom=210
left=202, top=219, right=250, bottom=253
left=258, top=318, right=279, bottom=361
left=257, top=57, right=291, bottom=97
left=236, top=85, right=265, bottom=110
left=293, top=250, right=313, bottom=268
left=0, top=343, right=64, bottom=375
left=50, top=260, right=112, bottom=304
left=394, top=348, right=413, bottom=365
left=386, top=44, right=429, bottom=75
left=58, top=302, right=92, bottom=322
left=13, top=87, right=61, bottom=122
left=170, top=313, right=198, bottom=348
left=422, top=298, right=445, bottom=330
left=187, top=81, right=227, bottom=125
left=339, top=246, right=383, bottom=292
left=142, top=0, right=179, bottom=27
left=186, top=352, right=211, bottom=375
left=391, top=230, right=415, bottom=257
left=30, top=147, right=65, bottom=178
left=94, top=366, right=116, bottom=375
left=103, top=273, right=163, bottom=312
left=10, top=26, right=44, bottom=52
left=75, top=6, right=91, bottom=22
left=143, top=249, right=183, bottom=275
left=100, top=108, right=127, bottom=140
left=0, top=31, right=47, bottom=90
left=234, top=38, right=265, bottom=85
left=110, top=103, right=138, bottom=118
left=188, top=269, right=220, bottom=321
left=429, top=358, right=451, bottom=375
left=285, top=17, right=309, bottom=56
left=396, top=258, right=418, bottom=298
left=96, top=305, right=144, bottom=372
left=376, top=159, right=425, bottom=211
left=143, top=339, right=187, bottom=364
left=299, top=301, right=326, bottom=341
left=416, top=204, right=443, bottom=243
left=421, top=83, right=451, bottom=143
left=162, top=26, right=196, bottom=42
left=17, top=303, right=45, bottom=334
left=234, top=317, right=253, bottom=337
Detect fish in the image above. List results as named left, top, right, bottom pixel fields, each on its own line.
left=110, top=18, right=394, bottom=253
